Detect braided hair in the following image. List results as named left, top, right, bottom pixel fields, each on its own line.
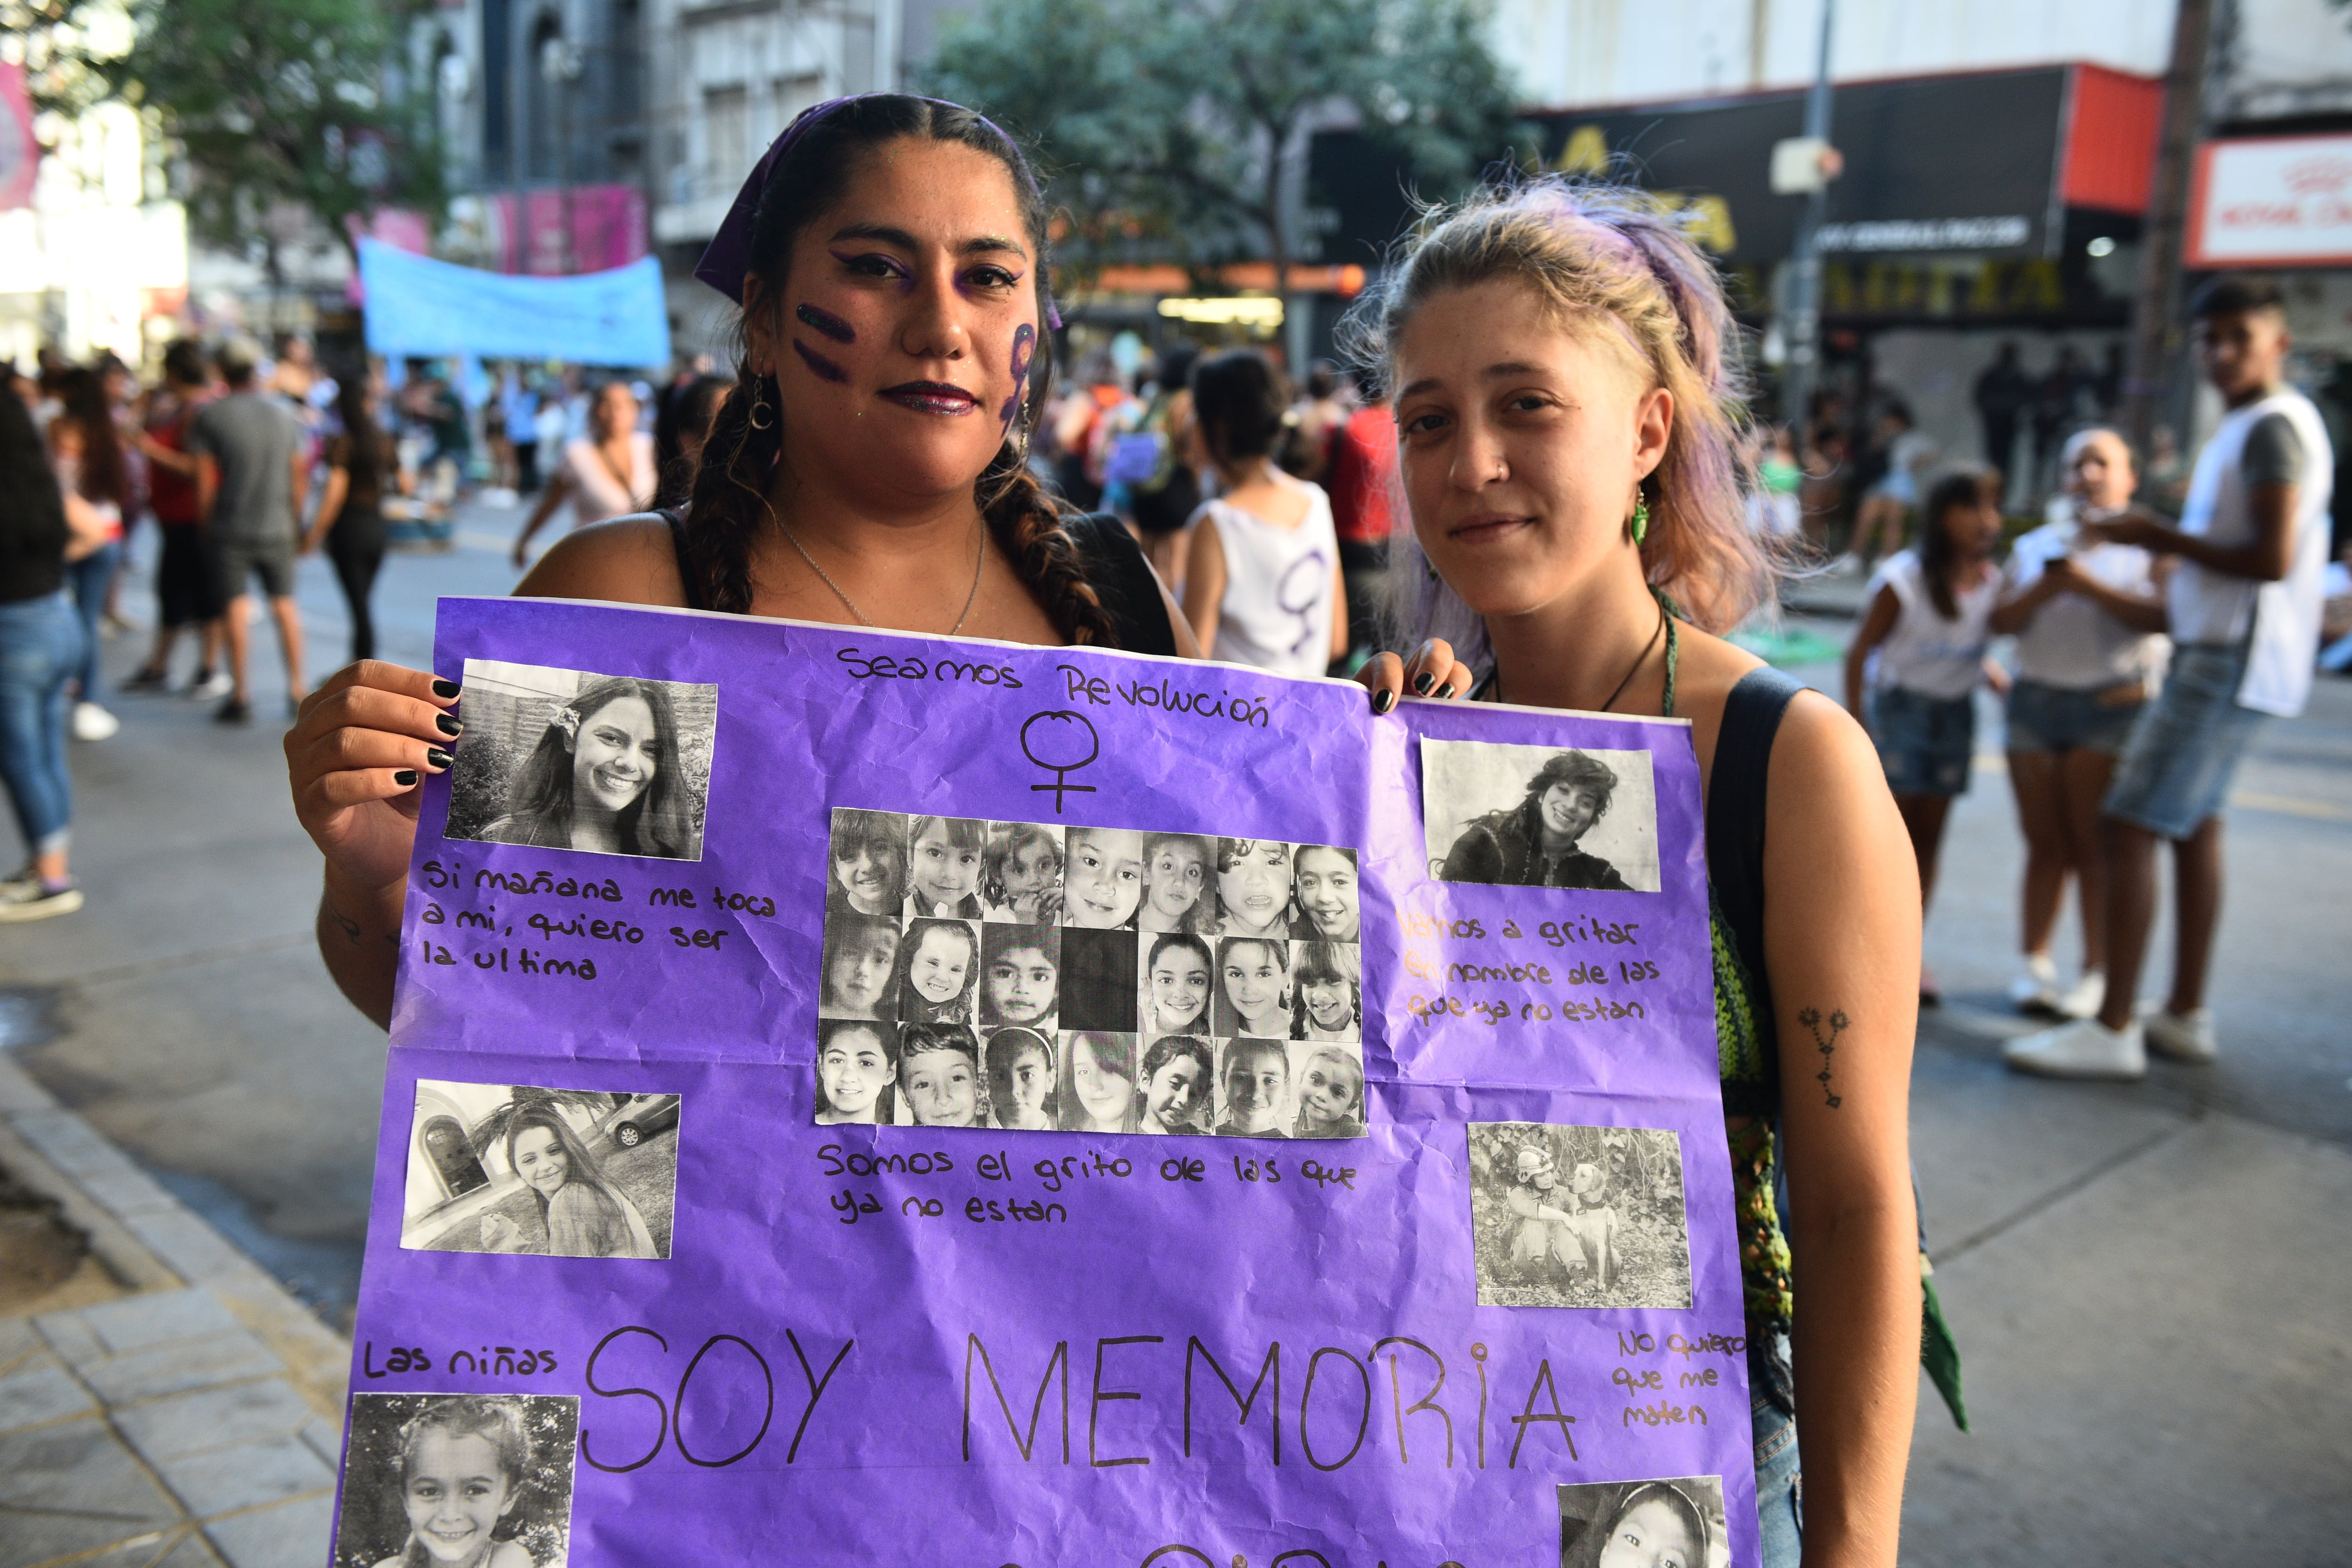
left=682, top=96, right=1118, bottom=643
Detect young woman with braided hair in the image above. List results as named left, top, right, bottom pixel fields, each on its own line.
left=284, top=95, right=1197, bottom=1027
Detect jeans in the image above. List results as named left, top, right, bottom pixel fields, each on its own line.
left=0, top=592, right=84, bottom=859
left=1752, top=1392, right=1804, bottom=1568
left=65, top=541, right=119, bottom=702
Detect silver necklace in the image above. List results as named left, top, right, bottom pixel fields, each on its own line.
left=777, top=519, right=986, bottom=636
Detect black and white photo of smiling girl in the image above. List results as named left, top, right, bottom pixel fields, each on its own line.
left=893, top=916, right=980, bottom=1024
left=334, top=1392, right=578, bottom=1568
left=1291, top=939, right=1361, bottom=1042
left=827, top=809, right=908, bottom=915
left=906, top=815, right=987, bottom=917
left=980, top=820, right=1063, bottom=923
left=1422, top=739, right=1661, bottom=893
left=445, top=661, right=716, bottom=861
left=1215, top=838, right=1294, bottom=937
left=1138, top=832, right=1219, bottom=933
left=401, top=1082, right=675, bottom=1260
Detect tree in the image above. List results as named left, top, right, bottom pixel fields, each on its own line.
left=8, top=0, right=447, bottom=279
left=923, top=0, right=1525, bottom=317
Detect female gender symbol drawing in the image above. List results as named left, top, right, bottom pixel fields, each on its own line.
left=1277, top=549, right=1331, bottom=660
left=1021, top=710, right=1100, bottom=814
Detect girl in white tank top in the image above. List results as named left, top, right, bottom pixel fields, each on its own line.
left=1180, top=351, right=1347, bottom=679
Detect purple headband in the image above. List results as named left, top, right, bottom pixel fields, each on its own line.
left=693, top=94, right=1062, bottom=331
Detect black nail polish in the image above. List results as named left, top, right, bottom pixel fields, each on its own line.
left=432, top=679, right=461, bottom=699
left=1413, top=672, right=1435, bottom=695
left=1373, top=689, right=1396, bottom=715
left=393, top=769, right=419, bottom=787
left=425, top=748, right=453, bottom=770
left=436, top=713, right=462, bottom=736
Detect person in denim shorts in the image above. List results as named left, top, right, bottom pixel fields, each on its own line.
left=1989, top=428, right=2169, bottom=1021
left=1844, top=469, right=2006, bottom=1004
left=2009, top=275, right=2335, bottom=1080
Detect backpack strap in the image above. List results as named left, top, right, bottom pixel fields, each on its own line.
left=1063, top=511, right=1179, bottom=655
left=1705, top=665, right=1806, bottom=1031
left=655, top=507, right=707, bottom=612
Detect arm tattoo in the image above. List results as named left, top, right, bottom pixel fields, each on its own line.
left=1797, top=1008, right=1846, bottom=1108
left=323, top=895, right=362, bottom=945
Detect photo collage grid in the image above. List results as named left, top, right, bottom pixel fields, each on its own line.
left=818, top=810, right=1366, bottom=1139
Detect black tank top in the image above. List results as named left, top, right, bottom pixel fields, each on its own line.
left=658, top=509, right=1176, bottom=656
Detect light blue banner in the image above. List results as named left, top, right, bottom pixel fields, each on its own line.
left=358, top=239, right=672, bottom=367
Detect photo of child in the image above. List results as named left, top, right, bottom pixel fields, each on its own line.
left=1557, top=1476, right=1728, bottom=1568
left=906, top=815, right=987, bottom=917
left=1468, top=1122, right=1691, bottom=1309
left=1059, top=927, right=1139, bottom=1033
left=894, top=917, right=979, bottom=1025
left=334, top=1393, right=578, bottom=1568
left=1134, top=1035, right=1215, bottom=1135
left=1215, top=1038, right=1291, bottom=1138
left=1063, top=826, right=1145, bottom=928
left=1289, top=844, right=1360, bottom=941
left=1216, top=838, right=1295, bottom=937
left=895, top=1023, right=984, bottom=1128
left=979, top=924, right=1060, bottom=1031
left=1059, top=1031, right=1137, bottom=1133
left=819, top=914, right=900, bottom=1021
left=1423, top=739, right=1662, bottom=892
left=402, top=1083, right=676, bottom=1259
left=827, top=809, right=908, bottom=916
left=981, top=820, right=1064, bottom=923
left=1292, top=940, right=1361, bottom=1042
left=816, top=1019, right=897, bottom=1126
left=985, top=1027, right=1057, bottom=1130
left=1291, top=1045, right=1366, bottom=1138
left=1216, top=936, right=1292, bottom=1037
left=1140, top=933, right=1215, bottom=1037
left=1138, top=832, right=1219, bottom=933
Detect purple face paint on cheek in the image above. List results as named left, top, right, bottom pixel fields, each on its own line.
left=795, top=303, right=857, bottom=345
left=997, top=323, right=1036, bottom=430
left=793, top=340, right=850, bottom=384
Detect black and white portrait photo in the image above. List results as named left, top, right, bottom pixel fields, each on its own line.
left=1422, top=738, right=1661, bottom=892
left=815, top=803, right=1365, bottom=1138
left=444, top=659, right=717, bottom=861
left=1558, top=1475, right=1729, bottom=1568
left=333, top=1393, right=578, bottom=1568
left=1467, top=1122, right=1690, bottom=1308
left=402, top=1082, right=678, bottom=1260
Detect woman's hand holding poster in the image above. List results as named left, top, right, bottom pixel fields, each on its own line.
left=333, top=596, right=1756, bottom=1568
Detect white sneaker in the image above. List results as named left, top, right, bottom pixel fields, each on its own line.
left=71, top=701, right=120, bottom=741
left=2008, top=954, right=2060, bottom=1014
left=2056, top=969, right=2106, bottom=1020
left=189, top=671, right=232, bottom=701
left=2004, top=1017, right=2147, bottom=1081
left=2141, top=1004, right=2218, bottom=1063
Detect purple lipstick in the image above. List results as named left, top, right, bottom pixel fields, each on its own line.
left=879, top=380, right=978, bottom=417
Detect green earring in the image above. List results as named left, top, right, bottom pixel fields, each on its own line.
left=1630, top=496, right=1651, bottom=547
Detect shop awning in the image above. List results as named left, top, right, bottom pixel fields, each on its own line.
left=356, top=239, right=672, bottom=367
left=1312, top=63, right=2162, bottom=271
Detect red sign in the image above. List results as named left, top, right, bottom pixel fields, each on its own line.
left=0, top=64, right=39, bottom=211
left=2187, top=134, right=2352, bottom=269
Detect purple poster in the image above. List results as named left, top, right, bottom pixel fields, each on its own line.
left=330, top=597, right=1757, bottom=1568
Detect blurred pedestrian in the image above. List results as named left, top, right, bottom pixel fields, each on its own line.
left=511, top=379, right=655, bottom=566
left=501, top=372, right=542, bottom=493
left=189, top=339, right=309, bottom=724
left=94, top=351, right=144, bottom=638
left=304, top=377, right=403, bottom=666
left=2008, top=275, right=2336, bottom=1078
left=2030, top=346, right=2086, bottom=496
left=1121, top=342, right=1202, bottom=587
left=1990, top=428, right=2168, bottom=1019
left=124, top=339, right=228, bottom=697
left=1323, top=373, right=1396, bottom=662
left=1750, top=423, right=1804, bottom=540
left=651, top=373, right=734, bottom=509
left=0, top=379, right=87, bottom=921
left=1844, top=468, right=2007, bottom=1004
left=1798, top=425, right=1852, bottom=555
left=1180, top=350, right=1345, bottom=677
left=45, top=368, right=127, bottom=740
left=1850, top=401, right=1938, bottom=565
left=1279, top=358, right=1346, bottom=483
left=1973, top=342, right=2030, bottom=480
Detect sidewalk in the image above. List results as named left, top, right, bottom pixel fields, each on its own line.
left=0, top=1050, right=347, bottom=1568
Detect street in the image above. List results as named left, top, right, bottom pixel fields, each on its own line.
left=2, top=508, right=2348, bottom=1564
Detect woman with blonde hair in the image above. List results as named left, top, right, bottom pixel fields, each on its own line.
left=1349, top=176, right=1941, bottom=1567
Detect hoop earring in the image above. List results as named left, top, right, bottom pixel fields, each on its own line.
left=1630, top=495, right=1651, bottom=547
left=748, top=378, right=776, bottom=431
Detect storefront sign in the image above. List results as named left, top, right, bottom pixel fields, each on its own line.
left=2188, top=134, right=2352, bottom=268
